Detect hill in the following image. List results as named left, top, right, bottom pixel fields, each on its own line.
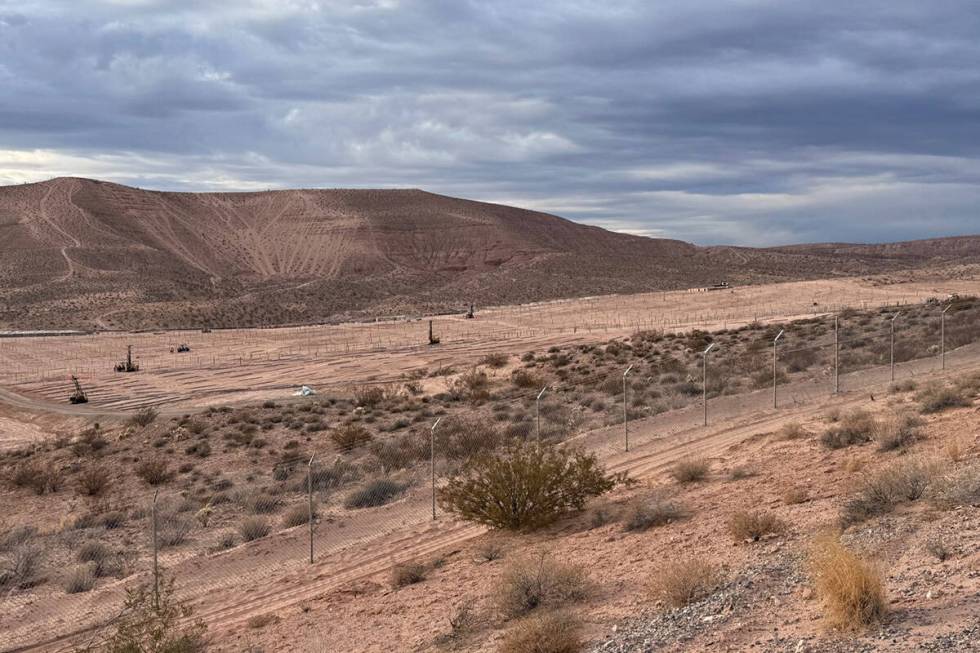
left=2, top=177, right=979, bottom=329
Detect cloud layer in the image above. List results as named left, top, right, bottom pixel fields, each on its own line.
left=2, top=0, right=980, bottom=245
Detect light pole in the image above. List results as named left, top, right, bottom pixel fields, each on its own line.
left=535, top=385, right=548, bottom=440
left=773, top=330, right=784, bottom=409
left=941, top=304, right=952, bottom=371
left=702, top=343, right=716, bottom=427
left=623, top=364, right=634, bottom=452
left=307, top=454, right=315, bottom=564
left=430, top=417, right=441, bottom=520
left=889, top=313, right=899, bottom=382
left=834, top=315, right=840, bottom=395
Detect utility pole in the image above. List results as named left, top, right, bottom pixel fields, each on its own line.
left=307, top=454, right=315, bottom=564
left=623, top=364, right=634, bottom=452
left=536, top=386, right=548, bottom=440
left=773, top=330, right=784, bottom=409
left=430, top=417, right=441, bottom=520
left=702, top=343, right=716, bottom=427
left=941, top=304, right=952, bottom=371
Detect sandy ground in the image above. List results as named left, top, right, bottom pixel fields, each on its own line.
left=1, top=273, right=977, bottom=417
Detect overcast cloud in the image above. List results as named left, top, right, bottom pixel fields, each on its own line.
left=2, top=0, right=980, bottom=245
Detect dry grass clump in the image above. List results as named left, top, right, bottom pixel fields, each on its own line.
left=353, top=385, right=388, bottom=407
left=496, top=557, right=590, bottom=619
left=330, top=423, right=372, bottom=452
left=128, top=406, right=159, bottom=428
left=840, top=457, right=937, bottom=526
left=820, top=410, right=877, bottom=449
left=943, top=436, right=969, bottom=462
left=344, top=478, right=406, bottom=509
left=76, top=464, right=112, bottom=497
left=670, top=457, right=710, bottom=484
left=281, top=503, right=314, bottom=528
left=778, top=421, right=809, bottom=440
left=0, top=542, right=44, bottom=589
left=480, top=352, right=509, bottom=368
left=927, top=461, right=980, bottom=509
left=63, top=564, right=97, bottom=593
left=511, top=369, right=545, bottom=389
left=623, top=496, right=684, bottom=532
left=648, top=557, right=720, bottom=609
left=781, top=486, right=810, bottom=505
left=238, top=517, right=271, bottom=542
left=158, top=515, right=194, bottom=548
left=9, top=461, right=59, bottom=495
left=390, top=561, right=428, bottom=588
left=447, top=368, right=491, bottom=402
left=808, top=535, right=886, bottom=630
left=498, top=611, right=583, bottom=653
left=916, top=383, right=971, bottom=414
left=728, top=510, right=787, bottom=542
left=438, top=443, right=618, bottom=530
left=873, top=412, right=923, bottom=452
left=136, top=458, right=172, bottom=485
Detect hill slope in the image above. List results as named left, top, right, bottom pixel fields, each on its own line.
left=1, top=177, right=978, bottom=329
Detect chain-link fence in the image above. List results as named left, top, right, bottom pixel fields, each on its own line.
left=1, top=296, right=979, bottom=651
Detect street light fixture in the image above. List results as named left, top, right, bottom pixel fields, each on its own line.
left=535, top=385, right=548, bottom=440
left=430, top=417, right=441, bottom=520
left=941, top=303, right=952, bottom=371
left=702, top=343, right=716, bottom=427
left=623, top=364, right=634, bottom=451
left=773, top=330, right=784, bottom=409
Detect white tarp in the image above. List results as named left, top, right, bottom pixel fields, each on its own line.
left=293, top=385, right=316, bottom=396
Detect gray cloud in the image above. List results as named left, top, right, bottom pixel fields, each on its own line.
left=2, top=0, right=980, bottom=245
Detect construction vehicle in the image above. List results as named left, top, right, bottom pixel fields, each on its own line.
left=114, top=345, right=139, bottom=373
left=465, top=304, right=475, bottom=319
left=428, top=320, right=440, bottom=345
left=69, top=375, right=88, bottom=404
left=176, top=344, right=190, bottom=353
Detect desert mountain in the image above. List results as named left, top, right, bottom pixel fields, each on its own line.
left=1, top=177, right=978, bottom=330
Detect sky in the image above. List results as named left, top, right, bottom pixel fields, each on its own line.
left=2, top=0, right=980, bottom=246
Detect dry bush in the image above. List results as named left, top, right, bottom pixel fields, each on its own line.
left=242, top=490, right=283, bottom=514
left=511, top=369, right=544, bottom=389
left=475, top=539, right=505, bottom=563
left=670, top=457, right=710, bottom=484
left=623, top=496, right=683, bottom=532
left=0, top=525, right=37, bottom=552
left=0, top=542, right=44, bottom=589
left=481, top=352, right=509, bottom=368
left=158, top=515, right=194, bottom=548
left=238, top=517, right=271, bottom=542
left=808, top=535, right=886, bottom=630
left=728, top=510, right=787, bottom=542
left=100, top=574, right=207, bottom=653
left=943, top=436, right=969, bottom=462
left=390, top=561, right=427, bottom=588
left=128, top=406, right=159, bottom=428
left=925, top=535, right=952, bottom=561
left=438, top=443, right=619, bottom=530
left=77, top=541, right=113, bottom=576
left=781, top=486, right=809, bottom=505
left=64, top=564, right=97, bottom=594
left=648, top=558, right=720, bottom=609
left=821, top=410, right=877, bottom=449
left=10, top=461, right=59, bottom=495
left=136, top=459, right=172, bottom=485
left=436, top=414, right=506, bottom=461
left=927, top=462, right=980, bottom=509
left=281, top=503, right=314, bottom=528
left=889, top=379, right=917, bottom=394
left=916, top=383, right=971, bottom=414
left=841, top=457, right=937, bottom=526
left=498, top=611, right=583, bottom=653
left=330, top=423, right=373, bottom=452
left=344, top=477, right=406, bottom=509
left=496, top=557, right=590, bottom=619
left=778, top=422, right=808, bottom=440
left=447, top=368, right=491, bottom=402
left=728, top=465, right=756, bottom=481
left=76, top=464, right=112, bottom=497
left=874, top=413, right=923, bottom=452
left=353, top=385, right=387, bottom=408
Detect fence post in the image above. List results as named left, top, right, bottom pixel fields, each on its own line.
left=941, top=304, right=952, bottom=371
left=151, top=489, right=160, bottom=611
left=834, top=315, right=840, bottom=394
left=702, top=343, right=716, bottom=427
left=430, top=417, right=441, bottom=520
left=308, top=454, right=315, bottom=564
left=536, top=386, right=547, bottom=440
left=773, top=330, right=784, bottom=409
left=623, top=364, right=634, bottom=452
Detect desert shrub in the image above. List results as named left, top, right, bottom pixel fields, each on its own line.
left=72, top=427, right=109, bottom=456
left=840, top=458, right=936, bottom=526
left=10, top=461, right=59, bottom=495
left=670, top=457, right=710, bottom=484
left=498, top=611, right=583, bottom=653
left=0, top=542, right=44, bottom=589
left=306, top=459, right=360, bottom=491
left=778, top=422, right=808, bottom=440
left=916, top=384, right=971, bottom=414
left=99, top=574, right=207, bottom=653
left=76, top=464, right=112, bottom=497
left=438, top=443, right=619, bottom=530
left=781, top=486, right=809, bottom=505
left=447, top=368, right=491, bottom=402
left=728, top=510, right=787, bottom=542
left=928, top=462, right=980, bottom=509
left=648, top=558, right=720, bottom=609
left=238, top=517, right=271, bottom=542
left=281, top=503, right=314, bottom=528
left=353, top=385, right=387, bottom=407
left=874, top=413, right=923, bottom=452
left=925, top=535, right=951, bottom=561
left=129, top=407, right=159, bottom=428
left=623, top=496, right=683, bottom=532
left=821, top=410, right=877, bottom=449
left=889, top=379, right=917, bottom=394
left=243, top=490, right=282, bottom=514
left=64, top=564, right=97, bottom=594
left=481, top=352, right=509, bottom=368
left=136, top=459, right=172, bottom=485
left=77, top=541, right=113, bottom=576
left=808, top=535, right=886, bottom=630
left=0, top=525, right=37, bottom=551
left=185, top=441, right=211, bottom=458
left=100, top=511, right=127, bottom=530
left=475, top=539, right=505, bottom=563
left=344, top=478, right=406, bottom=509
left=511, top=369, right=544, bottom=389
left=783, top=347, right=818, bottom=372
left=728, top=465, right=756, bottom=481
left=391, top=561, right=427, bottom=588
left=158, top=515, right=194, bottom=548
left=436, top=415, right=506, bottom=461
left=496, top=557, right=590, bottom=619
